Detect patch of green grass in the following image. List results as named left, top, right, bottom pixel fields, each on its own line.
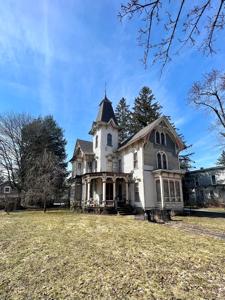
left=174, top=215, right=225, bottom=233
left=0, top=210, right=225, bottom=299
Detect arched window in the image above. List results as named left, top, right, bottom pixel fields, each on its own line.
left=157, top=153, right=162, bottom=169
left=155, top=131, right=160, bottom=144
left=161, top=133, right=165, bottom=145
left=95, top=135, right=98, bottom=148
left=162, top=153, right=167, bottom=169
left=107, top=133, right=112, bottom=146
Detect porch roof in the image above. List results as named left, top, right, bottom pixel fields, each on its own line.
left=152, top=169, right=185, bottom=176
left=82, top=171, right=131, bottom=179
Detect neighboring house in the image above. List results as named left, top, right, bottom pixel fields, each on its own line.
left=0, top=181, right=20, bottom=210
left=70, top=95, right=185, bottom=214
left=183, top=166, right=225, bottom=207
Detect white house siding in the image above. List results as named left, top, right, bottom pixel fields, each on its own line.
left=119, top=142, right=145, bottom=209
left=93, top=125, right=118, bottom=172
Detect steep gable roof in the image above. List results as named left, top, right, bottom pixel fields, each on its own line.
left=118, top=116, right=186, bottom=152
left=70, top=139, right=93, bottom=162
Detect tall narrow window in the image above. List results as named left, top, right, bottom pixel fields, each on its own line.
left=175, top=181, right=181, bottom=202
left=134, top=182, right=140, bottom=202
left=156, top=180, right=161, bottom=202
left=163, top=180, right=169, bottom=202
left=133, top=152, right=138, bottom=169
left=169, top=181, right=175, bottom=202
left=161, top=133, right=165, bottom=145
left=162, top=153, right=167, bottom=169
left=107, top=133, right=112, bottom=146
left=95, top=135, right=98, bottom=148
left=211, top=175, right=216, bottom=185
left=155, top=131, right=160, bottom=144
left=95, top=160, right=98, bottom=172
left=118, top=159, right=122, bottom=172
left=157, top=153, right=162, bottom=169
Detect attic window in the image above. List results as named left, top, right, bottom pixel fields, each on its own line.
left=155, top=131, right=160, bottom=144
left=161, top=133, right=165, bottom=145
left=107, top=133, right=112, bottom=147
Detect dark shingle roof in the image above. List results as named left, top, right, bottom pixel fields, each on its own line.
left=77, top=139, right=93, bottom=154
left=96, top=96, right=118, bottom=125
left=70, top=139, right=93, bottom=162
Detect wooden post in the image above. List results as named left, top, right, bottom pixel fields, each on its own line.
left=102, top=179, right=106, bottom=207
left=125, top=180, right=129, bottom=205
left=113, top=178, right=116, bottom=208
left=87, top=179, right=91, bottom=206
left=159, top=175, right=164, bottom=210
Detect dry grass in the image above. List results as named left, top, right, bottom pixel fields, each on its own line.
left=174, top=215, right=225, bottom=233
left=0, top=210, right=225, bottom=300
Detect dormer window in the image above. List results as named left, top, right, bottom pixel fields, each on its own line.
left=107, top=133, right=112, bottom=147
left=157, top=152, right=168, bottom=169
left=95, top=135, right=98, bottom=148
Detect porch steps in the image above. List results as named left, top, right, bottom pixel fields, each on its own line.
left=117, top=205, right=134, bottom=216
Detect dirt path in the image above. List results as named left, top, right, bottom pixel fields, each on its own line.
left=165, top=221, right=225, bottom=241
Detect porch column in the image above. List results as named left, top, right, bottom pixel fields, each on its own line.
left=159, top=175, right=164, bottom=210
left=125, top=180, right=129, bottom=205
left=102, top=179, right=106, bottom=207
left=113, top=178, right=116, bottom=208
left=180, top=180, right=183, bottom=203
left=87, top=179, right=91, bottom=205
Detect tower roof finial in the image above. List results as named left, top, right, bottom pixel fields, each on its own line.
left=104, top=81, right=107, bottom=98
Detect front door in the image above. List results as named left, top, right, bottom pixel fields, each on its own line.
left=106, top=182, right=113, bottom=200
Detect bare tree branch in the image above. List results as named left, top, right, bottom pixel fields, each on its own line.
left=119, top=0, right=225, bottom=69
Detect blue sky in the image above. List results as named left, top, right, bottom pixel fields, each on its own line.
left=0, top=0, right=224, bottom=169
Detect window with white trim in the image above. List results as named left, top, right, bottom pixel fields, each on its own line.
left=133, top=152, right=138, bottom=169
left=175, top=181, right=181, bottom=202
left=163, top=180, right=170, bottom=202
left=95, top=135, right=98, bottom=148
left=155, top=131, right=166, bottom=145
left=134, top=182, right=140, bottom=202
left=156, top=180, right=161, bottom=202
left=107, top=133, right=112, bottom=146
left=4, top=186, right=11, bottom=193
left=157, top=152, right=168, bottom=170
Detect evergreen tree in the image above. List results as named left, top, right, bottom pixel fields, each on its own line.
left=115, top=97, right=131, bottom=143
left=21, top=116, right=67, bottom=207
left=130, top=86, right=162, bottom=135
left=217, top=151, right=225, bottom=166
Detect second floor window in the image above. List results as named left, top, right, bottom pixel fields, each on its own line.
left=95, top=135, right=98, bottom=148
left=107, top=133, right=112, bottom=146
left=133, top=152, right=138, bottom=169
left=211, top=175, right=216, bottom=185
left=157, top=152, right=168, bottom=169
left=77, top=163, right=82, bottom=170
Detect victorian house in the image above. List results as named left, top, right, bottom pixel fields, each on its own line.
left=70, top=96, right=185, bottom=214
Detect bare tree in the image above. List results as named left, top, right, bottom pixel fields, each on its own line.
left=118, top=0, right=225, bottom=69
left=0, top=113, right=32, bottom=192
left=23, top=150, right=65, bottom=212
left=189, top=69, right=225, bottom=138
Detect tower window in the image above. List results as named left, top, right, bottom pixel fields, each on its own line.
left=107, top=133, right=112, bottom=146
left=95, top=135, right=98, bottom=148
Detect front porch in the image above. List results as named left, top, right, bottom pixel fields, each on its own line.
left=82, top=172, right=131, bottom=209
